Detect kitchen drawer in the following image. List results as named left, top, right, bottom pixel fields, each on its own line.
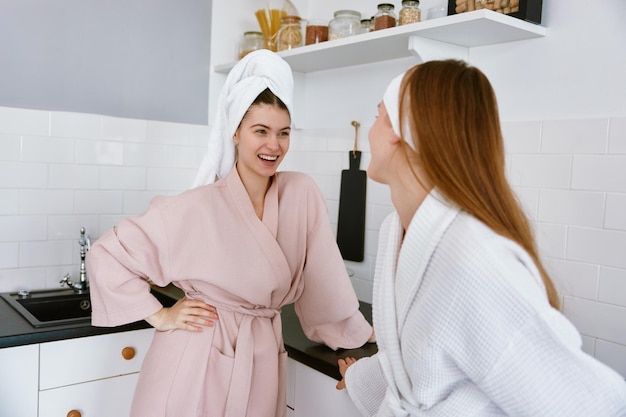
left=39, top=372, right=138, bottom=417
left=40, top=328, right=154, bottom=390
left=0, top=344, right=39, bottom=417
left=293, top=360, right=361, bottom=417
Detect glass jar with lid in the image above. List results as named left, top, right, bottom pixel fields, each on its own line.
left=238, top=31, right=265, bottom=59
left=305, top=19, right=329, bottom=45
left=359, top=19, right=372, bottom=34
left=277, top=15, right=303, bottom=51
left=328, top=10, right=361, bottom=40
left=373, top=3, right=397, bottom=31
left=399, top=0, right=421, bottom=25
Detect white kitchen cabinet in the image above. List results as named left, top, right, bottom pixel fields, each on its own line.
left=0, top=343, right=39, bottom=417
left=292, top=359, right=361, bottom=417
left=39, top=373, right=139, bottom=417
left=38, top=328, right=154, bottom=416
left=39, top=328, right=153, bottom=390
left=287, top=357, right=296, bottom=413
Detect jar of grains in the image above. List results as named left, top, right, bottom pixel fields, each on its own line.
left=305, top=19, right=329, bottom=45
left=277, top=15, right=303, bottom=51
left=328, top=10, right=361, bottom=40
left=359, top=19, right=372, bottom=34
left=399, top=0, right=421, bottom=25
left=238, top=31, right=265, bottom=59
left=374, top=3, right=397, bottom=30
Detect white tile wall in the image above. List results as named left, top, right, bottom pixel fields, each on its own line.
left=609, top=117, right=626, bottom=154
left=288, top=117, right=626, bottom=377
left=0, top=106, right=208, bottom=292
left=0, top=106, right=625, bottom=377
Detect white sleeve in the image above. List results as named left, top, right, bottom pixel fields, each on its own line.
left=345, top=353, right=388, bottom=417
left=478, top=311, right=626, bottom=417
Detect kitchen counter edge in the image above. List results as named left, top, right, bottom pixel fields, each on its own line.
left=0, top=293, right=376, bottom=381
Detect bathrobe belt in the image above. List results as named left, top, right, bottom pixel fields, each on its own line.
left=186, top=291, right=283, bottom=417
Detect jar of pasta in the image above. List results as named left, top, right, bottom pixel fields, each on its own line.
left=277, top=15, right=303, bottom=51
left=328, top=10, right=361, bottom=40
left=373, top=3, right=397, bottom=31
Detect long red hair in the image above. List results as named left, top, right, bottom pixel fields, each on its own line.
left=399, top=60, right=559, bottom=309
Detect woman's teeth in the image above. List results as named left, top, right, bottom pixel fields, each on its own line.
left=259, top=154, right=278, bottom=161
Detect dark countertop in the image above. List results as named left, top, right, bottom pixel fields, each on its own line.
left=0, top=294, right=151, bottom=348
left=281, top=301, right=378, bottom=380
left=0, top=288, right=377, bottom=381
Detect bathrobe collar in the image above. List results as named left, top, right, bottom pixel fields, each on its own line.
left=224, top=163, right=279, bottom=238
left=375, top=188, right=460, bottom=415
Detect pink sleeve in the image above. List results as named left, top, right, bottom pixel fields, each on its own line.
left=294, top=183, right=372, bottom=350
left=87, top=203, right=171, bottom=327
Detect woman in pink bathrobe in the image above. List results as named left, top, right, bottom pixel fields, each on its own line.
left=87, top=50, right=374, bottom=417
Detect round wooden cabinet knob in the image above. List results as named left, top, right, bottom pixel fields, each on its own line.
left=121, top=346, right=136, bottom=360
left=67, top=410, right=82, bottom=417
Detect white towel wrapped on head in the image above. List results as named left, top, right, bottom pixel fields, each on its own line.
left=193, top=49, right=294, bottom=187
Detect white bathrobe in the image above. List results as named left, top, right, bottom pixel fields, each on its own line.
left=345, top=190, right=626, bottom=416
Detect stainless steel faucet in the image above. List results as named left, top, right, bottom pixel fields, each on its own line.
left=78, top=227, right=91, bottom=284
left=60, top=227, right=91, bottom=293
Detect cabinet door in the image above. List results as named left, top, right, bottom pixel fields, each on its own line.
left=0, top=344, right=39, bottom=417
left=40, top=328, right=154, bottom=389
left=38, top=373, right=139, bottom=417
left=287, top=357, right=296, bottom=409
left=293, top=361, right=361, bottom=417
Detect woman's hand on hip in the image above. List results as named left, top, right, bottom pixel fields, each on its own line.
left=145, top=296, right=218, bottom=332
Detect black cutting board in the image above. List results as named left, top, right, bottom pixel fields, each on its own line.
left=336, top=151, right=366, bottom=262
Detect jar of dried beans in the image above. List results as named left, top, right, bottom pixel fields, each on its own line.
left=373, top=3, right=397, bottom=31
left=305, top=19, right=329, bottom=45
left=277, top=15, right=303, bottom=51
left=328, top=10, right=361, bottom=40
left=399, top=0, right=421, bottom=25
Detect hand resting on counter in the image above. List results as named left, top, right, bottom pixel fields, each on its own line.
left=336, top=329, right=375, bottom=390
left=336, top=357, right=357, bottom=390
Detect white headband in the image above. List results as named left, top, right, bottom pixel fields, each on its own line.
left=192, top=50, right=294, bottom=187
left=382, top=71, right=415, bottom=150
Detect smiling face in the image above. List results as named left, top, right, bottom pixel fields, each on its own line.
left=233, top=103, right=291, bottom=184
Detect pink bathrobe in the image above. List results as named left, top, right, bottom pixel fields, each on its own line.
left=87, top=167, right=372, bottom=417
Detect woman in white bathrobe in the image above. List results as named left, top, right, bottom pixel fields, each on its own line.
left=87, top=50, right=373, bottom=417
left=337, top=60, right=626, bottom=416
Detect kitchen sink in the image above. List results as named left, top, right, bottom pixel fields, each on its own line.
left=1, top=285, right=179, bottom=328
left=1, top=288, right=92, bottom=328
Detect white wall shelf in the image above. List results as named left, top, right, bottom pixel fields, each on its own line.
left=214, top=10, right=546, bottom=74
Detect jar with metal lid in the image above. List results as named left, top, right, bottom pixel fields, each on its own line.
left=305, top=19, right=329, bottom=45
left=238, top=31, right=264, bottom=59
left=399, top=0, right=421, bottom=25
left=374, top=3, right=397, bottom=31
left=359, top=19, right=371, bottom=34
left=277, top=15, right=303, bottom=51
left=328, top=10, right=361, bottom=40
